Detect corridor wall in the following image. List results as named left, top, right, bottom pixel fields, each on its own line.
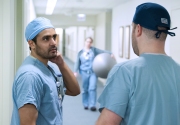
left=0, top=0, right=15, bottom=124
left=111, top=0, right=180, bottom=63
left=65, top=27, right=78, bottom=62
left=0, top=0, right=36, bottom=124
left=170, top=6, right=180, bottom=63
left=95, top=11, right=112, bottom=51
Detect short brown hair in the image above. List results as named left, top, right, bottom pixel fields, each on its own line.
left=133, top=23, right=167, bottom=41
left=85, top=37, right=93, bottom=42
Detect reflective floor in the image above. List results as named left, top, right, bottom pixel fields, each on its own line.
left=63, top=57, right=105, bottom=125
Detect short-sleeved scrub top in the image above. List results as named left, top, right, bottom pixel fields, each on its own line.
left=98, top=54, right=180, bottom=125
left=11, top=56, right=64, bottom=125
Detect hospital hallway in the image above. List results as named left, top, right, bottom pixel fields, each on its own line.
left=1, top=0, right=180, bottom=124
left=63, top=57, right=105, bottom=125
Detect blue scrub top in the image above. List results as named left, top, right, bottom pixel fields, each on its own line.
left=79, top=49, right=95, bottom=71
left=98, top=53, right=180, bottom=125
left=11, top=56, right=63, bottom=125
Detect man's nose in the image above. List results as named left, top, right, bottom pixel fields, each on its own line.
left=50, top=37, right=56, bottom=45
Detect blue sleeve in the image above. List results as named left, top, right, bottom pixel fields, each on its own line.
left=98, top=64, right=131, bottom=118
left=15, top=72, right=44, bottom=110
left=93, top=47, right=112, bottom=56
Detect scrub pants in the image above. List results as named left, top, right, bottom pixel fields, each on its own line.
left=80, top=70, right=97, bottom=108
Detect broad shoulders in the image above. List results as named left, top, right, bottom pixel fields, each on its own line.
left=15, top=56, right=60, bottom=79
left=111, top=53, right=180, bottom=74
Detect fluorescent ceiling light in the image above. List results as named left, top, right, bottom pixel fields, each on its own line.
left=77, top=14, right=86, bottom=18
left=77, top=14, right=86, bottom=21
left=46, top=0, right=57, bottom=15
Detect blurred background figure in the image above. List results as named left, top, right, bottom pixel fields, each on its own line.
left=74, top=37, right=114, bottom=111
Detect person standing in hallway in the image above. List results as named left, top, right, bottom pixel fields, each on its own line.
left=11, top=17, right=80, bottom=125
left=96, top=2, right=180, bottom=125
left=74, top=37, right=114, bottom=111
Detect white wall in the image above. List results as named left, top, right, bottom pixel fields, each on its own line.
left=0, top=0, right=15, bottom=124
left=170, top=6, right=180, bottom=63
left=111, top=0, right=180, bottom=63
left=77, top=27, right=88, bottom=52
left=65, top=27, right=78, bottom=62
left=55, top=28, right=64, bottom=54
left=95, top=13, right=106, bottom=49
left=95, top=11, right=112, bottom=50
left=105, top=11, right=112, bottom=51
left=0, top=0, right=36, bottom=124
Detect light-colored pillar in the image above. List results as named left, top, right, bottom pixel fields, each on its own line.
left=0, top=0, right=15, bottom=124
left=0, top=0, right=36, bottom=124
left=15, top=0, right=24, bottom=71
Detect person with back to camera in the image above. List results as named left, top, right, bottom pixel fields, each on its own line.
left=74, top=37, right=114, bottom=111
left=96, top=2, right=180, bottom=125
left=11, top=17, right=80, bottom=125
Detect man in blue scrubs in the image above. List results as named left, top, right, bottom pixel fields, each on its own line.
left=11, top=17, right=80, bottom=125
left=96, top=3, right=180, bottom=125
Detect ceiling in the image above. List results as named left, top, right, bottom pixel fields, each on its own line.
left=33, top=0, right=128, bottom=16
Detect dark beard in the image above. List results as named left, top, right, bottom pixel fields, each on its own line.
left=36, top=45, right=57, bottom=59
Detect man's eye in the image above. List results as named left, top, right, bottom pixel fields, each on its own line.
left=53, top=35, right=57, bottom=40
left=43, top=37, right=49, bottom=41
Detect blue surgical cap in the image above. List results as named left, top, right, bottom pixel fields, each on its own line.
left=25, top=17, right=54, bottom=41
left=133, top=2, right=177, bottom=38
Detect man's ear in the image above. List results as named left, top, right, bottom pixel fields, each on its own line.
left=136, top=24, right=143, bottom=37
left=28, top=40, right=35, bottom=50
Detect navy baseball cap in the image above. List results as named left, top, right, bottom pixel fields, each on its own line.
left=25, top=17, right=54, bottom=41
left=133, top=2, right=177, bottom=38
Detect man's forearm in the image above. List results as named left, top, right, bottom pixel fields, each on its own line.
left=58, top=63, right=80, bottom=96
